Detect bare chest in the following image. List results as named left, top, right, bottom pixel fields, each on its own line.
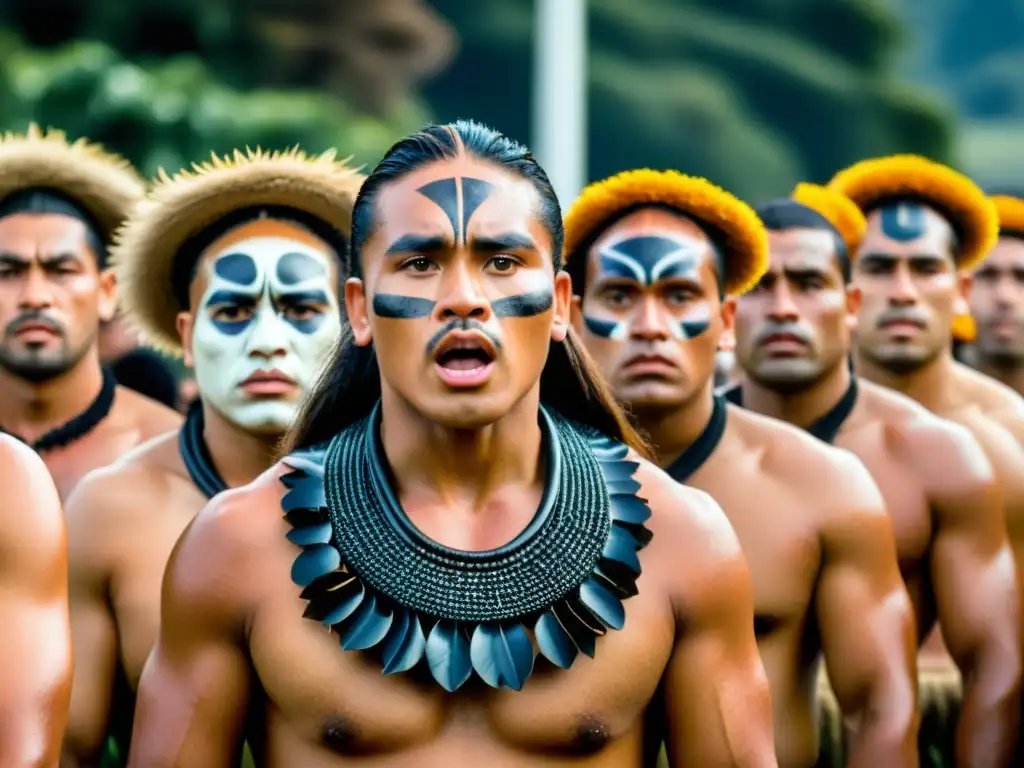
left=110, top=486, right=205, bottom=685
left=835, top=430, right=932, bottom=571
left=954, top=409, right=1024, bottom=542
left=247, top=553, right=673, bottom=759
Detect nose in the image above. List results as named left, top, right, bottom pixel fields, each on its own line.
left=244, top=308, right=289, bottom=359
left=767, top=281, right=799, bottom=323
left=994, top=276, right=1020, bottom=308
left=629, top=296, right=671, bottom=341
left=17, top=265, right=54, bottom=311
left=888, top=262, right=919, bottom=307
left=435, top=262, right=491, bottom=321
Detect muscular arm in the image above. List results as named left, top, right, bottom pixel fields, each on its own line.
left=62, top=473, right=124, bottom=766
left=927, top=423, right=1021, bottom=768
left=0, top=437, right=72, bottom=768
left=814, top=452, right=918, bottom=768
left=659, top=485, right=776, bottom=767
left=128, top=491, right=254, bottom=768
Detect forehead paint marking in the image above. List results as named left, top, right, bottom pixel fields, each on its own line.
left=599, top=236, right=699, bottom=285
left=373, top=294, right=435, bottom=319
left=213, top=252, right=259, bottom=285
left=880, top=204, right=927, bottom=242
left=416, top=177, right=495, bottom=242
left=491, top=288, right=554, bottom=318
left=277, top=251, right=326, bottom=284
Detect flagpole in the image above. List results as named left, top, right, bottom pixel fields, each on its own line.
left=532, top=0, right=587, bottom=209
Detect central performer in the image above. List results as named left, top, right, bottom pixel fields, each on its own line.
left=129, top=121, right=776, bottom=767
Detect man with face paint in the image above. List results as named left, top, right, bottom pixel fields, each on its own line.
left=60, top=148, right=359, bottom=767
left=969, top=194, right=1024, bottom=397
left=129, top=121, right=776, bottom=767
left=566, top=170, right=917, bottom=768
left=0, top=434, right=72, bottom=766
left=730, top=182, right=1022, bottom=767
left=0, top=126, right=183, bottom=500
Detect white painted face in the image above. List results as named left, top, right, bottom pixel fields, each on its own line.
left=189, top=219, right=342, bottom=434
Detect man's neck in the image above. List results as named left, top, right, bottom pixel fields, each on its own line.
left=633, top=379, right=716, bottom=468
left=741, top=361, right=851, bottom=430
left=0, top=352, right=105, bottom=444
left=977, top=358, right=1024, bottom=397
left=201, top=402, right=281, bottom=488
left=379, top=386, right=545, bottom=507
left=854, top=347, right=955, bottom=412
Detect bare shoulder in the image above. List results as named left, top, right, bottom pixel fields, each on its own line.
left=165, top=463, right=291, bottom=612
left=114, top=384, right=183, bottom=440
left=631, top=452, right=749, bottom=605
left=0, top=435, right=64, bottom=573
left=858, top=379, right=991, bottom=483
left=64, top=431, right=185, bottom=554
left=954, top=361, right=1024, bottom=423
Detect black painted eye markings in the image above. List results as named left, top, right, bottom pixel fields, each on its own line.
left=206, top=251, right=332, bottom=336
left=583, top=235, right=710, bottom=340
left=880, top=204, right=926, bottom=242
left=371, top=177, right=553, bottom=321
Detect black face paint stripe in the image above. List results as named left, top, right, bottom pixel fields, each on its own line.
left=680, top=319, right=710, bottom=337
left=277, top=251, right=325, bottom=284
left=583, top=316, right=621, bottom=339
left=416, top=177, right=495, bottom=242
left=417, top=179, right=461, bottom=239
left=205, top=290, right=256, bottom=306
left=491, top=289, right=553, bottom=317
left=213, top=252, right=258, bottom=285
left=599, top=236, right=700, bottom=286
left=279, top=289, right=330, bottom=304
left=461, top=178, right=495, bottom=237
left=372, top=294, right=435, bottom=318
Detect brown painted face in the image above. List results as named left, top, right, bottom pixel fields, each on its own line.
left=570, top=207, right=725, bottom=412
left=0, top=212, right=115, bottom=383
left=734, top=227, right=855, bottom=392
left=853, top=203, right=962, bottom=374
left=971, top=234, right=1024, bottom=365
left=346, top=155, right=571, bottom=429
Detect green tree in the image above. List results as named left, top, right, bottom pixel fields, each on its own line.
left=423, top=0, right=955, bottom=201
left=0, top=0, right=439, bottom=173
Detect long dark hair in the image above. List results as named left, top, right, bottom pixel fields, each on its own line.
left=281, top=120, right=649, bottom=457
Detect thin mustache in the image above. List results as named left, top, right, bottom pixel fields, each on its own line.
left=425, top=318, right=503, bottom=355
left=5, top=312, right=63, bottom=337
left=877, top=311, right=927, bottom=328
left=753, top=323, right=812, bottom=346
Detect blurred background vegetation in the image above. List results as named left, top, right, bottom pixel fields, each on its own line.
left=1, top=0, right=1021, bottom=201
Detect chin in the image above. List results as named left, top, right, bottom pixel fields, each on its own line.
left=618, top=384, right=688, bottom=413
left=224, top=401, right=298, bottom=435
left=412, top=390, right=524, bottom=430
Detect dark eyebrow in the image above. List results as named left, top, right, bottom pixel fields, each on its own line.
left=469, top=233, right=537, bottom=252
left=384, top=234, right=450, bottom=256
left=0, top=252, right=82, bottom=266
left=205, top=290, right=256, bottom=305
left=278, top=289, right=330, bottom=304
left=0, top=253, right=28, bottom=266
left=783, top=266, right=829, bottom=279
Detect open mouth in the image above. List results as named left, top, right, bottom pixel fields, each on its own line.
left=433, top=332, right=497, bottom=387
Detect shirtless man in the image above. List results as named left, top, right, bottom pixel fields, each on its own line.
left=968, top=194, right=1024, bottom=397
left=129, top=120, right=776, bottom=767
left=0, top=125, right=181, bottom=500
left=828, top=156, right=1024, bottom=607
left=564, top=169, right=916, bottom=768
left=61, top=149, right=362, bottom=765
left=728, top=185, right=1022, bottom=767
left=0, top=434, right=72, bottom=767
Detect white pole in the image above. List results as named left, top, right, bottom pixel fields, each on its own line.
left=532, top=0, right=587, bottom=209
